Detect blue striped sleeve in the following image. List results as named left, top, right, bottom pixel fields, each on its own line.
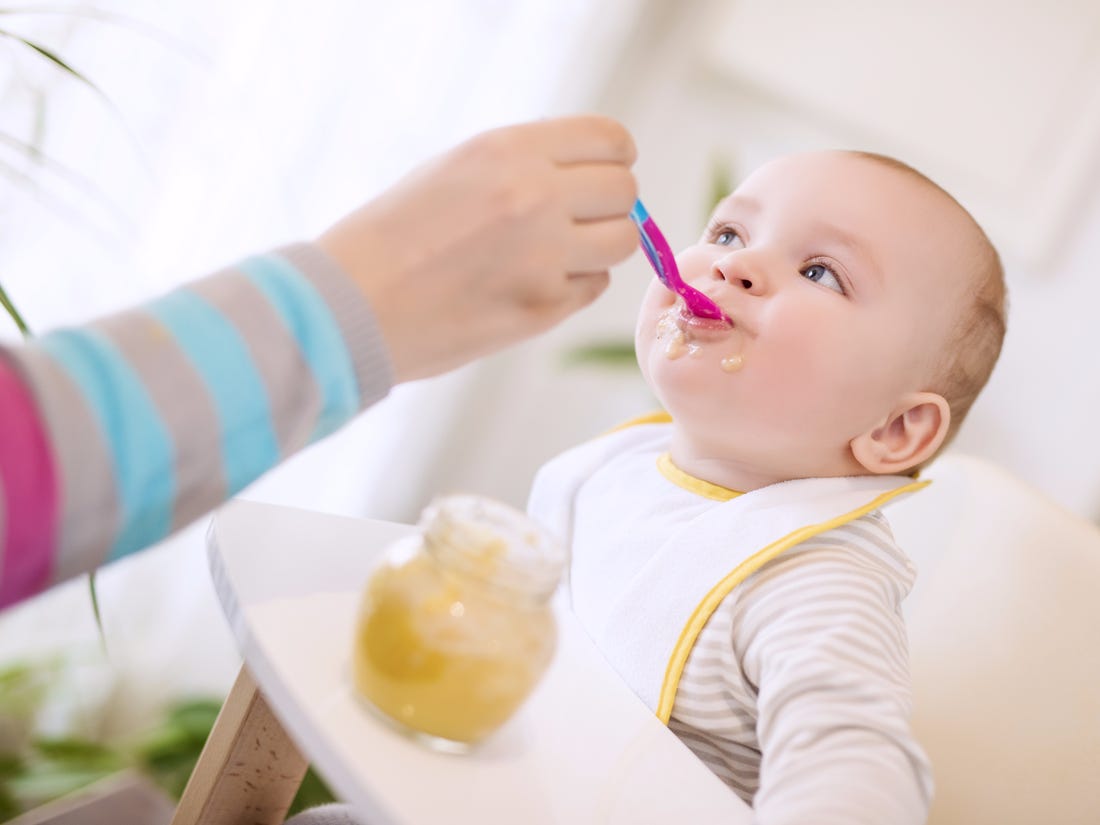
left=144, top=291, right=280, bottom=496
left=6, top=244, right=392, bottom=594
left=37, top=329, right=175, bottom=560
left=236, top=254, right=360, bottom=440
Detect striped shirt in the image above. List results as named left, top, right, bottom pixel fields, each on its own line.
left=0, top=243, right=393, bottom=608
left=529, top=424, right=933, bottom=824
left=669, top=513, right=932, bottom=824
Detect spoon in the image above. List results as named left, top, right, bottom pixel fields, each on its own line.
left=629, top=199, right=729, bottom=322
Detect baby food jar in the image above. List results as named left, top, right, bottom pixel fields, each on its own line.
left=352, top=494, right=565, bottom=752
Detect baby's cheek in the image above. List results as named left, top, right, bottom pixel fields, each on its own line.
left=756, top=331, right=834, bottom=405
left=761, top=326, right=878, bottom=436
left=634, top=286, right=675, bottom=370
left=639, top=279, right=675, bottom=315
left=645, top=357, right=708, bottom=417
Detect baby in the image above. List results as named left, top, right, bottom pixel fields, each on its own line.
left=527, top=151, right=1007, bottom=824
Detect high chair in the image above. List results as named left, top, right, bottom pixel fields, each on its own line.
left=170, top=499, right=752, bottom=825
left=114, top=454, right=1100, bottom=824
left=889, top=454, right=1100, bottom=825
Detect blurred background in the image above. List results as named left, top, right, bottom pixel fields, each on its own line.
left=2, top=0, right=1099, bottom=815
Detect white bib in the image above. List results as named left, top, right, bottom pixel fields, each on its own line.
left=528, top=421, right=927, bottom=721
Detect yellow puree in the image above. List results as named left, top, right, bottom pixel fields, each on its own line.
left=353, top=549, right=556, bottom=744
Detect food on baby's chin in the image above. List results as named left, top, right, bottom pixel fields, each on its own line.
left=665, top=331, right=689, bottom=359
left=656, top=304, right=744, bottom=368
left=720, top=354, right=744, bottom=372
left=656, top=309, right=695, bottom=359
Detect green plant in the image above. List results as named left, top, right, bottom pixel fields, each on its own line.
left=561, top=339, right=638, bottom=369
left=0, top=4, right=180, bottom=336
left=706, top=153, right=736, bottom=221
left=0, top=15, right=100, bottom=336
left=0, top=664, right=337, bottom=819
left=0, top=282, right=29, bottom=338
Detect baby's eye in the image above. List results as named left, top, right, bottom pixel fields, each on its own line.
left=801, top=262, right=844, bottom=294
left=712, top=228, right=744, bottom=248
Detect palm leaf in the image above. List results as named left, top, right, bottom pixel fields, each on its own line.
left=0, top=29, right=107, bottom=99
left=0, top=157, right=119, bottom=248
left=0, top=6, right=203, bottom=63
left=0, top=28, right=153, bottom=175
left=0, top=133, right=137, bottom=232
left=0, top=282, right=30, bottom=338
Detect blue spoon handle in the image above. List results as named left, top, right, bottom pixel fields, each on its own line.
left=629, top=199, right=727, bottom=322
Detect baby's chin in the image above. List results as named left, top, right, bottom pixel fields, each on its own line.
left=641, top=345, right=719, bottom=407
left=641, top=324, right=746, bottom=387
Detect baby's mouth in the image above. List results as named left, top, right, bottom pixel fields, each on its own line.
left=655, top=301, right=736, bottom=360
left=674, top=304, right=734, bottom=339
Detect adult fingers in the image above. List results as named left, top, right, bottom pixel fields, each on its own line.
left=558, top=163, right=638, bottom=222
left=506, top=115, right=637, bottom=166
left=565, top=217, right=638, bottom=272
left=569, top=270, right=612, bottom=308
left=554, top=270, right=611, bottom=315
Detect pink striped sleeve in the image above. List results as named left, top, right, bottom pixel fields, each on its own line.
left=0, top=355, right=61, bottom=607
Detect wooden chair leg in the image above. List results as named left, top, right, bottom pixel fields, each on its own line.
left=171, top=666, right=308, bottom=825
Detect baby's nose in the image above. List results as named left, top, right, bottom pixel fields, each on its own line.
left=713, top=255, right=765, bottom=294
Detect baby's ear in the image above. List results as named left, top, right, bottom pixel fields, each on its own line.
left=849, top=393, right=951, bottom=474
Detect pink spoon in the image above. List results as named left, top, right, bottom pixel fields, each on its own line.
left=630, top=199, right=729, bottom=322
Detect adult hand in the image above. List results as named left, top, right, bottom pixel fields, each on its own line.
left=317, top=115, right=638, bottom=381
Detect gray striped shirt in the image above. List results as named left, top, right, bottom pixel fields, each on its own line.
left=670, top=511, right=932, bottom=823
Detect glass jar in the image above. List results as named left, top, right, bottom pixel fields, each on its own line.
left=352, top=494, right=565, bottom=751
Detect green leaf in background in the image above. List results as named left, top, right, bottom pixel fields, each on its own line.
left=0, top=29, right=107, bottom=100
left=0, top=691, right=336, bottom=818
left=134, top=698, right=222, bottom=800
left=0, top=132, right=140, bottom=231
left=561, top=340, right=638, bottom=370
left=0, top=24, right=154, bottom=176
left=0, top=782, right=19, bottom=822
left=707, top=153, right=737, bottom=215
left=132, top=697, right=336, bottom=812
left=0, top=5, right=201, bottom=63
left=0, top=281, right=30, bottom=338
left=5, top=738, right=125, bottom=811
left=88, top=572, right=106, bottom=652
left=287, top=767, right=337, bottom=817
left=0, top=661, right=55, bottom=755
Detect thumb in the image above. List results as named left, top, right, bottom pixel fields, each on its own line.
left=560, top=270, right=611, bottom=314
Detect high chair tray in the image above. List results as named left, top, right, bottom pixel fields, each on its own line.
left=206, top=499, right=751, bottom=824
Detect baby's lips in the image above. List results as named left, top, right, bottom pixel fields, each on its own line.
left=678, top=304, right=735, bottom=337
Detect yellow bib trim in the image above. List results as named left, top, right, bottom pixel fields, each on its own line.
left=657, top=452, right=743, bottom=502
left=606, top=409, right=672, bottom=433
left=654, top=477, right=930, bottom=723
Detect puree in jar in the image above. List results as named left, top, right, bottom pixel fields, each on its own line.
left=353, top=549, right=557, bottom=745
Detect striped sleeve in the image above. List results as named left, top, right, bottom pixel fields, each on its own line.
left=0, top=242, right=393, bottom=608
left=669, top=513, right=933, bottom=823
left=735, top=518, right=932, bottom=824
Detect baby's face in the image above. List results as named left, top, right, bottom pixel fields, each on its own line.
left=635, top=151, right=975, bottom=483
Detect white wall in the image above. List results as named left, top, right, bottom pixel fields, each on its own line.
left=430, top=0, right=1100, bottom=521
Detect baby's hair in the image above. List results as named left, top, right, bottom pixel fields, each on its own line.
left=848, top=151, right=1008, bottom=454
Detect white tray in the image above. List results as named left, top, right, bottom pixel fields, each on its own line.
left=206, top=499, right=750, bottom=824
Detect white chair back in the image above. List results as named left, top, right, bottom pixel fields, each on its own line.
left=889, top=455, right=1100, bottom=825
